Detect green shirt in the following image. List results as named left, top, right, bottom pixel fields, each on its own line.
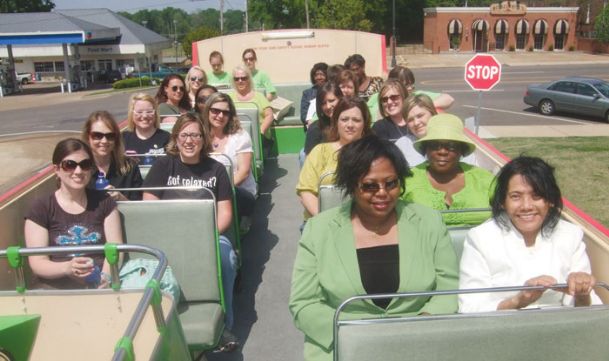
left=207, top=71, right=230, bottom=86
left=251, top=69, right=276, bottom=95
left=403, top=162, right=494, bottom=227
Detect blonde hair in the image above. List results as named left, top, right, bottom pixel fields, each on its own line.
left=82, top=110, right=133, bottom=175
left=127, top=93, right=160, bottom=131
left=231, top=65, right=255, bottom=92
left=404, top=93, right=437, bottom=120
left=185, top=66, right=207, bottom=94
left=378, top=80, right=408, bottom=118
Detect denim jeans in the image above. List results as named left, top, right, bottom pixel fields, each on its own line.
left=219, top=235, right=238, bottom=330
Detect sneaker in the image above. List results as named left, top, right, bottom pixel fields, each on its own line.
left=214, top=329, right=239, bottom=353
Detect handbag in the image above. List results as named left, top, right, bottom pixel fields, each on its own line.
left=119, top=258, right=181, bottom=301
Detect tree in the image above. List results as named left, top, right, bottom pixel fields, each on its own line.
left=182, top=27, right=220, bottom=57
left=316, top=0, right=372, bottom=31
left=595, top=5, right=609, bottom=44
left=0, top=0, right=55, bottom=12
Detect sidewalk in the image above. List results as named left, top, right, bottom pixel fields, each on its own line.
left=397, top=51, right=609, bottom=69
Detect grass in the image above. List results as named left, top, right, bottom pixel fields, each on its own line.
left=487, top=137, right=609, bottom=228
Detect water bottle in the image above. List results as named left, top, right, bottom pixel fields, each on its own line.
left=95, top=172, right=109, bottom=190
left=143, top=154, right=153, bottom=165
left=85, top=265, right=101, bottom=287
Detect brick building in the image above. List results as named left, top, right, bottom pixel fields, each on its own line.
left=423, top=1, right=578, bottom=53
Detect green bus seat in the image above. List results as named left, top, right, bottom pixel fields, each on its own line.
left=336, top=302, right=609, bottom=361
left=117, top=199, right=224, bottom=353
left=237, top=109, right=263, bottom=179
left=273, top=83, right=310, bottom=126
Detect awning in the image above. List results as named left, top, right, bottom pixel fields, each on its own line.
left=554, top=19, right=569, bottom=35
left=495, top=19, right=509, bottom=34
left=447, top=19, right=463, bottom=35
left=472, top=19, right=489, bottom=32
left=534, top=19, right=548, bottom=35
left=515, top=19, right=529, bottom=35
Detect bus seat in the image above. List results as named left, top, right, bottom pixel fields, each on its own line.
left=318, top=185, right=348, bottom=213
left=238, top=113, right=263, bottom=180
left=210, top=152, right=242, bottom=256
left=336, top=302, right=609, bottom=361
left=446, top=226, right=470, bottom=261
left=117, top=199, right=224, bottom=352
left=273, top=83, right=310, bottom=126
left=160, top=122, right=175, bottom=132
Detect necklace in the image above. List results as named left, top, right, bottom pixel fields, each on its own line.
left=212, top=135, right=226, bottom=149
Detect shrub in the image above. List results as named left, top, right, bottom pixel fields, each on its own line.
left=548, top=44, right=554, bottom=51
left=528, top=46, right=534, bottom=52
left=112, top=77, right=159, bottom=89
left=509, top=45, right=515, bottom=52
left=568, top=45, right=576, bottom=51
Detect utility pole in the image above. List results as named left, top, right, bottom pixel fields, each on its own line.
left=305, top=0, right=310, bottom=29
left=220, top=0, right=224, bottom=34
left=245, top=0, right=249, bottom=32
left=173, top=19, right=178, bottom=65
left=391, top=0, right=396, bottom=68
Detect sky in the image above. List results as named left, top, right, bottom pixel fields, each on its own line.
left=53, top=0, right=246, bottom=14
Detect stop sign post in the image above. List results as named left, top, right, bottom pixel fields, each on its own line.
left=464, top=54, right=502, bottom=134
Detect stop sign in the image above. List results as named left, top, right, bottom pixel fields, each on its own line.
left=464, top=54, right=502, bottom=91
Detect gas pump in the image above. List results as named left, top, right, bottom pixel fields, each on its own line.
left=0, top=59, right=19, bottom=95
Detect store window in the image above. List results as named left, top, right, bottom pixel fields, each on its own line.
left=34, top=62, right=54, bottom=72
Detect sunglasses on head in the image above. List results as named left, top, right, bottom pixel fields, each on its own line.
left=233, top=76, right=248, bottom=82
left=190, top=76, right=204, bottom=82
left=89, top=131, right=116, bottom=141
left=426, top=141, right=461, bottom=152
left=170, top=85, right=185, bottom=92
left=60, top=159, right=93, bottom=172
left=381, top=94, right=402, bottom=103
left=209, top=107, right=231, bottom=117
left=359, top=179, right=400, bottom=193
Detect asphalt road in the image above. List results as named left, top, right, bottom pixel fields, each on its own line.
left=1, top=63, right=609, bottom=137
left=415, top=63, right=609, bottom=127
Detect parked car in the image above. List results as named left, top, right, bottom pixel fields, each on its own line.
left=130, top=65, right=185, bottom=79
left=524, top=76, right=609, bottom=122
left=16, top=72, right=32, bottom=84
left=98, top=69, right=123, bottom=83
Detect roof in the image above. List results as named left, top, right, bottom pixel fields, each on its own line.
left=55, top=9, right=170, bottom=46
left=561, top=76, right=607, bottom=84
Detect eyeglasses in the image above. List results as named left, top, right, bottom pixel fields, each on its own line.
left=89, top=131, right=116, bottom=141
left=60, top=159, right=93, bottom=172
left=381, top=94, right=402, bottom=104
left=178, top=132, right=203, bottom=140
left=196, top=96, right=208, bottom=105
left=243, top=57, right=255, bottom=62
left=170, top=85, right=185, bottom=92
left=134, top=110, right=155, bottom=116
left=190, top=76, right=204, bottom=82
left=359, top=179, right=400, bottom=193
left=426, top=141, right=461, bottom=152
left=209, top=107, right=231, bottom=117
left=233, top=76, right=248, bottom=82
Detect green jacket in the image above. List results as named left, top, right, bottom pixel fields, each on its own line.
left=289, top=200, right=459, bottom=361
left=403, top=162, right=494, bottom=227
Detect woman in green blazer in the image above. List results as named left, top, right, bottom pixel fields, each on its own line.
left=289, top=135, right=459, bottom=361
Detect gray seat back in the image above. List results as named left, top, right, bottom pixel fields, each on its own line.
left=446, top=226, right=471, bottom=261
left=336, top=293, right=609, bottom=361
left=117, top=200, right=221, bottom=303
left=318, top=185, right=348, bottom=213
left=236, top=104, right=263, bottom=172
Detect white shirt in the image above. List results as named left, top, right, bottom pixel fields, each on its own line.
left=211, top=129, right=257, bottom=196
left=305, top=99, right=316, bottom=123
left=459, top=217, right=601, bottom=313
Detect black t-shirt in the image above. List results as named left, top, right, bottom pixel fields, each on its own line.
left=88, top=159, right=143, bottom=200
left=122, top=129, right=170, bottom=155
left=25, top=190, right=116, bottom=289
left=143, top=154, right=232, bottom=202
left=372, top=117, right=409, bottom=141
left=304, top=119, right=331, bottom=155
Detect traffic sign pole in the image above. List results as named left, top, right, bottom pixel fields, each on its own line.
left=464, top=54, right=502, bottom=135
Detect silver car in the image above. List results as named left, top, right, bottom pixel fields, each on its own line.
left=523, top=77, right=609, bottom=122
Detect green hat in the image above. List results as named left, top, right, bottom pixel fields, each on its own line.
left=413, top=113, right=476, bottom=156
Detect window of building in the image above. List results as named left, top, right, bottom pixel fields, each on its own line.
left=534, top=34, right=545, bottom=50
left=34, top=62, right=54, bottom=72
left=80, top=60, right=94, bottom=71
left=516, top=34, right=527, bottom=50
left=98, top=59, right=113, bottom=71
left=54, top=61, right=65, bottom=72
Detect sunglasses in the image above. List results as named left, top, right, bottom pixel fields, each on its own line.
left=426, top=141, right=461, bottom=152
left=90, top=131, right=116, bottom=141
left=196, top=96, right=208, bottom=105
left=233, top=76, right=248, bottom=82
left=190, top=76, right=204, bottom=82
left=60, top=159, right=94, bottom=172
left=359, top=179, right=400, bottom=193
left=170, top=85, right=185, bottom=92
left=381, top=94, right=402, bottom=104
left=178, top=132, right=203, bottom=140
left=209, top=107, right=231, bottom=117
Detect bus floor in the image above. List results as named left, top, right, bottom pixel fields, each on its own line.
left=208, top=154, right=305, bottom=361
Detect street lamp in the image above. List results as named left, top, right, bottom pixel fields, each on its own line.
left=173, top=19, right=178, bottom=65
left=391, top=0, right=396, bottom=68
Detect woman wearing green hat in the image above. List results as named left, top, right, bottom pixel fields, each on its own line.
left=402, top=113, right=494, bottom=226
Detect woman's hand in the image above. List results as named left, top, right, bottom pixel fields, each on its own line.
left=498, top=275, right=556, bottom=310
left=559, top=272, right=595, bottom=307
left=66, top=256, right=95, bottom=281
left=105, top=185, right=127, bottom=201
